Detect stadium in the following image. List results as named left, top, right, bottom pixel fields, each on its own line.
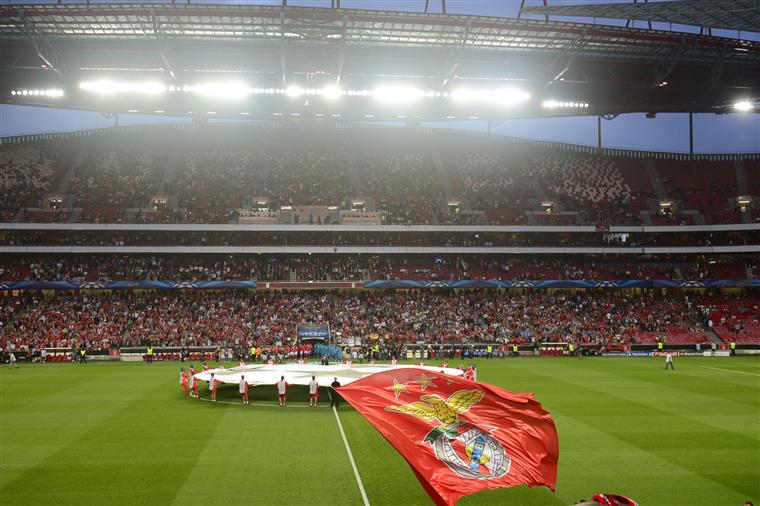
left=0, top=0, right=758, bottom=505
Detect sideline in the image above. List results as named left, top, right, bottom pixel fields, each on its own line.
left=332, top=404, right=371, bottom=506
left=699, top=365, right=760, bottom=377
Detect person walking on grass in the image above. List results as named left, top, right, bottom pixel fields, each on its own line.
left=665, top=352, right=675, bottom=370
left=9, top=351, right=18, bottom=369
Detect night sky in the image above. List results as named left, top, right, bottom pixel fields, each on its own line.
left=1, top=0, right=758, bottom=152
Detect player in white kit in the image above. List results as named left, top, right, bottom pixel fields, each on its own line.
left=308, top=376, right=319, bottom=407
left=276, top=376, right=290, bottom=407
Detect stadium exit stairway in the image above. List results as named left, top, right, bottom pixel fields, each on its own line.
left=735, top=161, right=752, bottom=223
left=644, top=159, right=668, bottom=200
left=55, top=144, right=88, bottom=197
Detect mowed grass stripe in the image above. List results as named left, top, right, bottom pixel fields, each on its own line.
left=1, top=371, right=225, bottom=505
left=0, top=364, right=175, bottom=489
left=512, top=361, right=759, bottom=502
left=171, top=386, right=365, bottom=506
left=474, top=359, right=758, bottom=505
left=541, top=358, right=760, bottom=439
left=537, top=356, right=759, bottom=404
left=1, top=358, right=758, bottom=506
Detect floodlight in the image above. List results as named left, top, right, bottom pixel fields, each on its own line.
left=372, top=86, right=424, bottom=103
left=734, top=101, right=753, bottom=112
left=79, top=80, right=166, bottom=95
left=321, top=85, right=343, bottom=100
left=190, top=82, right=250, bottom=98
left=451, top=88, right=529, bottom=106
left=542, top=99, right=588, bottom=109
left=285, top=86, right=305, bottom=98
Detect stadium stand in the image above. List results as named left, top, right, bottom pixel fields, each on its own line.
left=0, top=291, right=721, bottom=351
left=1, top=255, right=756, bottom=282
left=1, top=126, right=757, bottom=226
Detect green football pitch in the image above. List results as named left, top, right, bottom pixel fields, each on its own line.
left=1, top=357, right=758, bottom=506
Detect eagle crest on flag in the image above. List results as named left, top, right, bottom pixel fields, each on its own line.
left=336, top=368, right=558, bottom=505
left=387, top=389, right=511, bottom=480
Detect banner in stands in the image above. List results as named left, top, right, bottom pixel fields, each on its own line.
left=2, top=279, right=760, bottom=291
left=362, top=279, right=760, bottom=289
left=0, top=280, right=257, bottom=290
left=296, top=323, right=331, bottom=341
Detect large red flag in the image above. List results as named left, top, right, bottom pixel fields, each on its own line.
left=337, top=368, right=558, bottom=506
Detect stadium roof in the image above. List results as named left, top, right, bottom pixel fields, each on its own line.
left=1, top=3, right=758, bottom=120
left=520, top=0, right=760, bottom=34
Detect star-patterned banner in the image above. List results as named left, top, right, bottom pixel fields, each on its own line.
left=193, top=362, right=465, bottom=388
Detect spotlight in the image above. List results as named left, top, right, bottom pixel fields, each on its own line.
left=285, top=86, right=305, bottom=98
left=541, top=99, right=589, bottom=109
left=79, top=80, right=166, bottom=95
left=373, top=86, right=424, bottom=103
left=451, top=88, right=530, bottom=106
left=321, top=85, right=343, bottom=100
left=734, top=101, right=753, bottom=112
left=192, top=82, right=250, bottom=98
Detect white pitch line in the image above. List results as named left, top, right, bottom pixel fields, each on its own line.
left=700, top=366, right=760, bottom=377
left=194, top=397, right=332, bottom=408
left=333, top=405, right=370, bottom=506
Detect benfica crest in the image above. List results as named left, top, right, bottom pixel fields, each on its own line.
left=386, top=389, right=511, bottom=480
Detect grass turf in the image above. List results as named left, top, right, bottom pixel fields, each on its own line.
left=1, top=356, right=758, bottom=506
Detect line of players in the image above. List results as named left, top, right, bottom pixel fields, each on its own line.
left=178, top=361, right=479, bottom=406
left=178, top=364, right=340, bottom=407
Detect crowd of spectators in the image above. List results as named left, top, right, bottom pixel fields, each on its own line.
left=3, top=228, right=759, bottom=249
left=69, top=147, right=162, bottom=222
left=445, top=153, right=533, bottom=225
left=0, top=255, right=755, bottom=282
left=0, top=290, right=724, bottom=352
left=1, top=128, right=756, bottom=227
left=0, top=145, right=61, bottom=221
left=695, top=293, right=760, bottom=343
left=358, top=152, right=444, bottom=225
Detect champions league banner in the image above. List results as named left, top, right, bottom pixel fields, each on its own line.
left=2, top=279, right=760, bottom=291
left=362, top=279, right=760, bottom=289
left=0, top=280, right=257, bottom=291
left=296, top=323, right=331, bottom=341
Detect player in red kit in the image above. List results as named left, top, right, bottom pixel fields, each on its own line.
left=180, top=368, right=189, bottom=396
left=202, top=362, right=210, bottom=371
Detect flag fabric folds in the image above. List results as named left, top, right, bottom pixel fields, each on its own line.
left=337, top=368, right=559, bottom=506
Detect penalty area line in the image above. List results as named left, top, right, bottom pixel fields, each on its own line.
left=332, top=404, right=370, bottom=506
left=699, top=366, right=760, bottom=377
